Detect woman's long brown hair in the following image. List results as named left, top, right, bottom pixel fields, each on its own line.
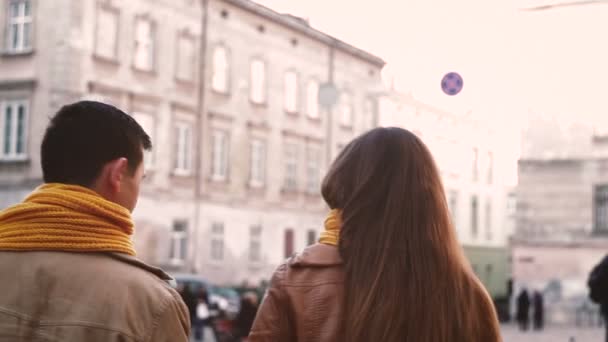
left=321, top=127, right=501, bottom=342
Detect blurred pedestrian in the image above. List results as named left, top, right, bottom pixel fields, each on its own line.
left=180, top=284, right=198, bottom=326
left=588, top=254, right=608, bottom=342
left=0, top=101, right=189, bottom=341
left=516, top=288, right=531, bottom=331
left=249, top=127, right=501, bottom=341
left=194, top=287, right=211, bottom=341
left=533, top=290, right=544, bottom=330
left=193, top=287, right=222, bottom=342
left=235, top=292, right=260, bottom=340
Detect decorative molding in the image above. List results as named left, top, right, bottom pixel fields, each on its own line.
left=0, top=49, right=35, bottom=58
left=0, top=79, right=37, bottom=91
left=246, top=120, right=271, bottom=132
left=208, top=110, right=235, bottom=123
left=170, top=101, right=198, bottom=115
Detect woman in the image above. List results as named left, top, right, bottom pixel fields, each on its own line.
left=516, top=288, right=531, bottom=331
left=249, top=127, right=501, bottom=341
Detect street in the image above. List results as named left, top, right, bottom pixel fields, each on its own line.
left=501, top=324, right=603, bottom=342
left=188, top=325, right=605, bottom=342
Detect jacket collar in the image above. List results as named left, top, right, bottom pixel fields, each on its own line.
left=291, top=243, right=343, bottom=267
left=108, top=253, right=173, bottom=281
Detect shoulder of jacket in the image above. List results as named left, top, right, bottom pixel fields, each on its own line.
left=102, top=253, right=181, bottom=304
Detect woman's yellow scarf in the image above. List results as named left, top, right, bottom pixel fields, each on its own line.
left=0, top=183, right=136, bottom=256
left=319, top=209, right=341, bottom=246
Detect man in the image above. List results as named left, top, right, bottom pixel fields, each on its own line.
left=589, top=255, right=608, bottom=342
left=516, top=288, right=531, bottom=331
left=532, top=290, right=544, bottom=331
left=0, top=101, right=190, bottom=341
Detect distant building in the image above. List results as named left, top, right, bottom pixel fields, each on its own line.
left=0, top=0, right=384, bottom=284
left=512, top=120, right=608, bottom=323
left=378, top=92, right=512, bottom=300
left=520, top=113, right=594, bottom=160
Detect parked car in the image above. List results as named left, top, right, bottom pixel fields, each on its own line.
left=170, top=274, right=240, bottom=319
left=213, top=286, right=241, bottom=319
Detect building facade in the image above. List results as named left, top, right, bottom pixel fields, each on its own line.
left=511, top=108, right=608, bottom=323
left=513, top=152, right=608, bottom=323
left=0, top=0, right=384, bottom=284
left=378, top=92, right=512, bottom=300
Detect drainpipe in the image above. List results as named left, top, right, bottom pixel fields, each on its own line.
left=192, top=0, right=209, bottom=274
left=325, top=40, right=336, bottom=167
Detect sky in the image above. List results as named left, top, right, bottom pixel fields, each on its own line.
left=256, top=0, right=608, bottom=145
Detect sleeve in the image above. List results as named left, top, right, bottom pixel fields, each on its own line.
left=248, top=264, right=294, bottom=341
left=147, top=290, right=191, bottom=342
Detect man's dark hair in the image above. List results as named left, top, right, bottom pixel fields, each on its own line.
left=41, top=101, right=152, bottom=186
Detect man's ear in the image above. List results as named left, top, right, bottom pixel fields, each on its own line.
left=108, top=157, right=129, bottom=193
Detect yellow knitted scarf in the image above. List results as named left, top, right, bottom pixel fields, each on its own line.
left=319, top=209, right=341, bottom=246
left=0, top=183, right=136, bottom=256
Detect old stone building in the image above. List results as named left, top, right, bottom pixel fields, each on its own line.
left=0, top=0, right=384, bottom=284
left=513, top=120, right=608, bottom=323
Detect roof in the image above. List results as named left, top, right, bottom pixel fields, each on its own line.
left=383, top=91, right=482, bottom=127
left=511, top=236, right=608, bottom=249
left=518, top=157, right=590, bottom=164
left=221, top=0, right=386, bottom=67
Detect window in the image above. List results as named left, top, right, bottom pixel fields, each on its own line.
left=284, top=71, right=298, bottom=113
left=448, top=190, right=458, bottom=224
left=174, top=123, right=192, bottom=175
left=446, top=141, right=461, bottom=177
left=307, top=229, right=317, bottom=246
left=210, top=222, right=224, bottom=261
left=471, top=195, right=479, bottom=238
left=363, top=98, right=375, bottom=130
left=133, top=18, right=155, bottom=71
left=507, top=192, right=517, bottom=217
left=250, top=138, right=266, bottom=187
left=169, top=220, right=188, bottom=264
left=176, top=34, right=196, bottom=82
left=211, top=46, right=229, bottom=93
left=249, top=225, right=262, bottom=262
left=306, top=80, right=319, bottom=119
left=472, top=148, right=479, bottom=182
left=284, top=228, right=294, bottom=258
left=6, top=0, right=32, bottom=53
left=211, top=130, right=228, bottom=181
left=340, top=92, right=353, bottom=127
left=594, top=185, right=608, bottom=233
left=250, top=59, right=266, bottom=104
left=485, top=199, right=492, bottom=241
left=94, top=5, right=118, bottom=60
left=284, top=143, right=298, bottom=191
left=132, top=113, right=155, bottom=169
left=1, top=100, right=28, bottom=160
left=487, top=151, right=494, bottom=185
left=306, top=145, right=321, bottom=194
